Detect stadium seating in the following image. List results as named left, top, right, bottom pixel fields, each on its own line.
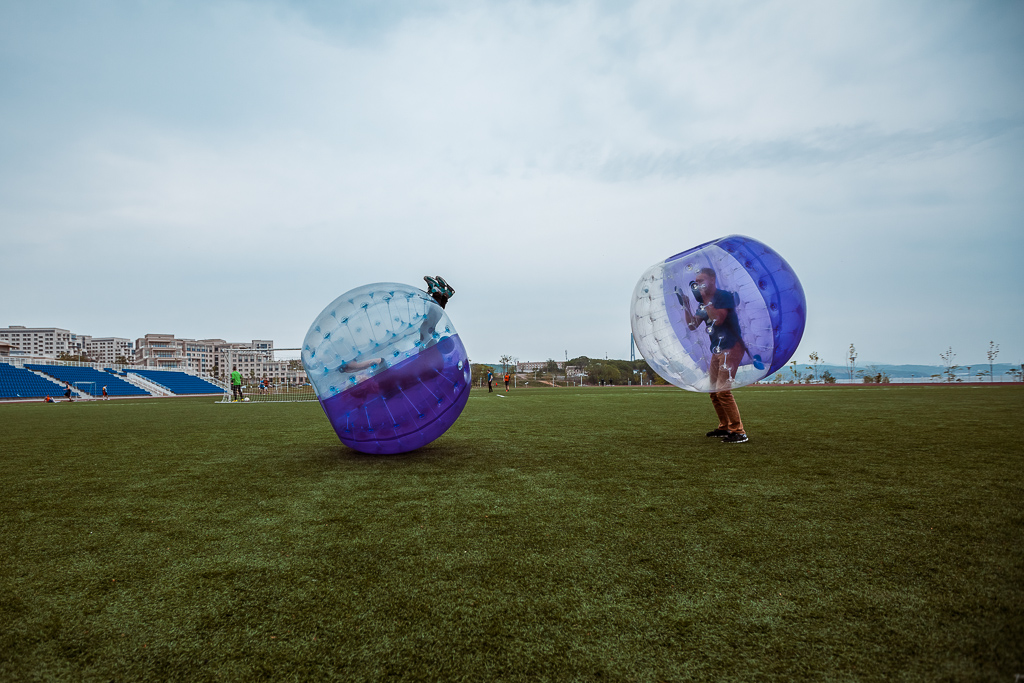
left=126, top=369, right=222, bottom=395
left=1, top=363, right=221, bottom=399
left=25, top=364, right=151, bottom=397
left=0, top=363, right=72, bottom=399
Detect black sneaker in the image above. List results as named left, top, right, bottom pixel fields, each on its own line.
left=423, top=275, right=440, bottom=293
left=706, top=428, right=730, bottom=437
left=435, top=275, right=455, bottom=297
left=722, top=432, right=749, bottom=444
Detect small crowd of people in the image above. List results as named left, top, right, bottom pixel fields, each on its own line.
left=485, top=370, right=511, bottom=393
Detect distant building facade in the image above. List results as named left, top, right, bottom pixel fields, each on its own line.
left=134, top=334, right=187, bottom=370
left=516, top=360, right=564, bottom=373
left=134, top=334, right=304, bottom=384
left=2, top=324, right=298, bottom=385
left=0, top=326, right=83, bottom=358
left=85, top=337, right=134, bottom=365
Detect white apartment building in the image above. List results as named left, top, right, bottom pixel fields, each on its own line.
left=85, top=337, right=134, bottom=365
left=182, top=338, right=225, bottom=376
left=0, top=326, right=83, bottom=358
left=135, top=334, right=185, bottom=369
left=517, top=360, right=564, bottom=373
left=135, top=334, right=305, bottom=384
left=212, top=340, right=305, bottom=385
left=3, top=324, right=306, bottom=384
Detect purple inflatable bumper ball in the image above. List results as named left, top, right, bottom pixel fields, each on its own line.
left=630, top=235, right=806, bottom=392
left=301, top=283, right=471, bottom=454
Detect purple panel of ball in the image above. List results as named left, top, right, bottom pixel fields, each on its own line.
left=709, top=236, right=806, bottom=376
left=301, top=283, right=472, bottom=454
left=630, top=235, right=805, bottom=392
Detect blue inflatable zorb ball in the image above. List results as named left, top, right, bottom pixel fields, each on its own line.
left=630, top=235, right=806, bottom=392
left=301, top=283, right=471, bottom=454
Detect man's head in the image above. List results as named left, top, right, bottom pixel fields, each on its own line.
left=695, top=267, right=717, bottom=294
left=232, top=365, right=237, bottom=371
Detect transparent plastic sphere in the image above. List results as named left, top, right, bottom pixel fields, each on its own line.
left=631, top=235, right=806, bottom=392
left=301, top=283, right=471, bottom=454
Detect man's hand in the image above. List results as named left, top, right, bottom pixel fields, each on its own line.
left=674, top=286, right=692, bottom=314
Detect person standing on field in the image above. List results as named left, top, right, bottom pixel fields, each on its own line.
left=487, top=370, right=493, bottom=393
left=231, top=366, right=244, bottom=402
left=678, top=267, right=749, bottom=444
left=504, top=372, right=511, bottom=392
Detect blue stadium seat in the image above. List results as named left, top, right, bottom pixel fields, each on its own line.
left=126, top=369, right=222, bottom=395
left=0, top=363, right=74, bottom=399
left=25, top=364, right=151, bottom=397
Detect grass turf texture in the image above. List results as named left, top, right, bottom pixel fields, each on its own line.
left=1, top=386, right=1021, bottom=681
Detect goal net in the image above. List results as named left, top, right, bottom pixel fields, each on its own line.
left=73, top=381, right=97, bottom=399
left=219, top=347, right=316, bottom=403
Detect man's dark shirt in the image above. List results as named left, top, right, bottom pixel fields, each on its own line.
left=697, top=289, right=741, bottom=353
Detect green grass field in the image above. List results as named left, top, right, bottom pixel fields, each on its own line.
left=1, top=385, right=1021, bottom=681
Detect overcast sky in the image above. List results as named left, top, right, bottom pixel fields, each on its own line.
left=1, top=0, right=1021, bottom=368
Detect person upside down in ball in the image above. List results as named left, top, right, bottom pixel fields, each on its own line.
left=677, top=267, right=749, bottom=444
left=341, top=275, right=457, bottom=381
left=419, top=275, right=455, bottom=348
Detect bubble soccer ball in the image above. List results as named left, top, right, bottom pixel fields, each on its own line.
left=631, top=235, right=806, bottom=392
left=301, top=283, right=471, bottom=454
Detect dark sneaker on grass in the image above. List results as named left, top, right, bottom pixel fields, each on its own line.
left=706, top=428, right=730, bottom=437
left=722, top=432, right=749, bottom=444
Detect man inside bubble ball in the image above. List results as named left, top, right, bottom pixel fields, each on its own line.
left=337, top=276, right=456, bottom=377
left=419, top=275, right=456, bottom=348
left=338, top=271, right=452, bottom=382
left=676, top=267, right=749, bottom=444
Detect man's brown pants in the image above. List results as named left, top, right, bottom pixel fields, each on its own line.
left=709, top=347, right=745, bottom=434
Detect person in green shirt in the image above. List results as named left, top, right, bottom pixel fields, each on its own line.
left=231, top=366, right=244, bottom=402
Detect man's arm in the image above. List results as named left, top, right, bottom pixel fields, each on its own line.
left=676, top=287, right=705, bottom=330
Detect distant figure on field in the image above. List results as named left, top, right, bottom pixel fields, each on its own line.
left=102, top=385, right=108, bottom=400
left=487, top=370, right=493, bottom=393
left=231, top=366, right=244, bottom=402
left=504, top=373, right=511, bottom=392
left=64, top=382, right=73, bottom=402
left=678, top=267, right=749, bottom=444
